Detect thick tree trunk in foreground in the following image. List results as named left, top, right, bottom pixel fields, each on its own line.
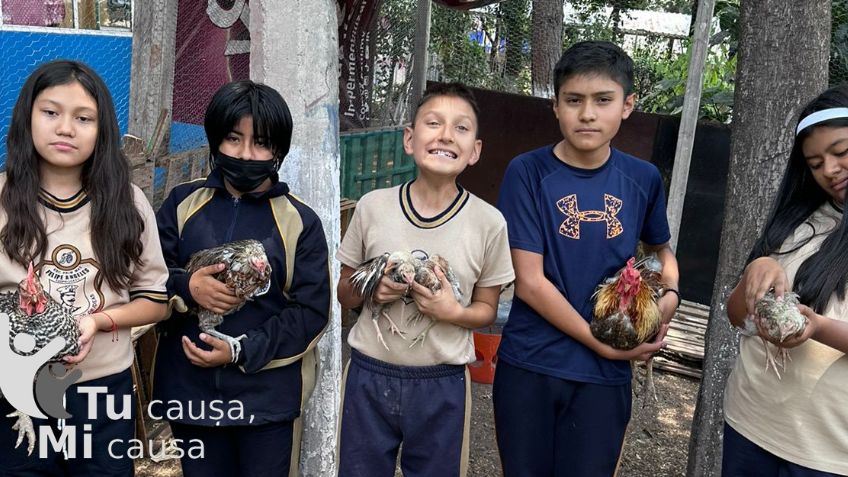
left=686, top=1, right=830, bottom=476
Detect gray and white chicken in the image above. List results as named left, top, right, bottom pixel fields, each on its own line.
left=747, top=291, right=807, bottom=379
left=184, top=239, right=272, bottom=362
left=0, top=263, right=81, bottom=454
left=350, top=251, right=462, bottom=350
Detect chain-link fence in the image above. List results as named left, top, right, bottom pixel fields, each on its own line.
left=0, top=0, right=133, bottom=165
left=1, top=0, right=131, bottom=30
left=832, top=0, right=848, bottom=85
left=362, top=0, right=746, bottom=128
left=170, top=0, right=250, bottom=155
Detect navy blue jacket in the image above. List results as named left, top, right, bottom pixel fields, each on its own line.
left=153, top=170, right=330, bottom=425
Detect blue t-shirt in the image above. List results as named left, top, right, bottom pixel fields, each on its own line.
left=497, top=145, right=671, bottom=385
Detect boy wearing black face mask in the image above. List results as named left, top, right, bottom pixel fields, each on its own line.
left=154, top=80, right=330, bottom=477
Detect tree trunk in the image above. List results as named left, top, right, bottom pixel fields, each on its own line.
left=531, top=0, right=562, bottom=98
left=686, top=2, right=830, bottom=476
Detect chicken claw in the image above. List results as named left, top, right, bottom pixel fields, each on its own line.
left=8, top=410, right=36, bottom=455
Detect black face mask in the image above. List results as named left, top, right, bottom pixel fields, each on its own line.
left=213, top=151, right=279, bottom=193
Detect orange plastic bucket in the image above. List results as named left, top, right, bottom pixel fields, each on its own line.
left=468, top=330, right=501, bottom=384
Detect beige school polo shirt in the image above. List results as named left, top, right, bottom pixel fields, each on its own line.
left=337, top=182, right=514, bottom=366
left=0, top=173, right=168, bottom=383
left=724, top=202, right=848, bottom=475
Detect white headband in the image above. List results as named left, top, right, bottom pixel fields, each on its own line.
left=796, top=107, right=848, bottom=135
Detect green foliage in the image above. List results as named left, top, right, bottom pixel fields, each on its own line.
left=637, top=42, right=736, bottom=123
left=429, top=5, right=490, bottom=86
left=370, top=0, right=417, bottom=126
left=428, top=1, right=531, bottom=94
left=368, top=0, right=741, bottom=125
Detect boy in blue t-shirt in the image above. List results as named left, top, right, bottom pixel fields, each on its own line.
left=495, top=41, right=680, bottom=476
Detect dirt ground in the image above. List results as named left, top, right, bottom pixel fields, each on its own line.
left=136, top=335, right=699, bottom=477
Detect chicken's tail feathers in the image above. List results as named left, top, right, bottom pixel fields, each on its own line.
left=350, top=253, right=391, bottom=300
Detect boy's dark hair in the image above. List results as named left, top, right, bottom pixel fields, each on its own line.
left=748, top=84, right=848, bottom=313
left=410, top=82, right=480, bottom=131
left=205, top=80, right=293, bottom=168
left=553, top=41, right=634, bottom=98
left=2, top=60, right=144, bottom=291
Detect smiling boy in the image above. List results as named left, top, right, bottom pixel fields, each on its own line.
left=336, top=82, right=514, bottom=477
left=494, top=41, right=681, bottom=476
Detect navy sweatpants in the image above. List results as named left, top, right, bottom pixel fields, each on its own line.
left=722, top=422, right=845, bottom=477
left=338, top=349, right=470, bottom=477
left=0, top=368, right=136, bottom=477
left=493, top=360, right=632, bottom=477
left=169, top=419, right=294, bottom=477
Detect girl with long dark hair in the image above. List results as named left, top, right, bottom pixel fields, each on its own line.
left=0, top=60, right=168, bottom=475
left=724, top=85, right=848, bottom=476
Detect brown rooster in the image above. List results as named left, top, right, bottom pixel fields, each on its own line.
left=591, top=255, right=664, bottom=399
left=1, top=263, right=81, bottom=454
left=184, top=239, right=271, bottom=362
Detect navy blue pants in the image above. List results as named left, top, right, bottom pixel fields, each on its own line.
left=722, top=422, right=845, bottom=476
left=493, top=360, right=631, bottom=477
left=0, top=368, right=136, bottom=477
left=338, top=349, right=470, bottom=477
left=169, top=419, right=294, bottom=477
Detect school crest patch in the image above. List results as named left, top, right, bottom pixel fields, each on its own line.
left=39, top=244, right=104, bottom=317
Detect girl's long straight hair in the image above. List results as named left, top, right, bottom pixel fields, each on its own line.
left=1, top=60, right=143, bottom=291
left=748, top=85, right=848, bottom=312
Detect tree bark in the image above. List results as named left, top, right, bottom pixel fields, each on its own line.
left=531, top=0, right=562, bottom=98
left=686, top=1, right=830, bottom=476
left=128, top=0, right=178, bottom=156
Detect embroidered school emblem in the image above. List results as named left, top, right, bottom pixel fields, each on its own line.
left=557, top=194, right=623, bottom=240
left=40, top=244, right=104, bottom=316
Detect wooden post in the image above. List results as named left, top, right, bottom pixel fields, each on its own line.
left=127, top=0, right=178, bottom=160
left=667, top=0, right=717, bottom=252
left=408, top=0, right=432, bottom=120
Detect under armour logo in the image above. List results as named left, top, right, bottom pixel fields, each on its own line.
left=557, top=194, right=623, bottom=239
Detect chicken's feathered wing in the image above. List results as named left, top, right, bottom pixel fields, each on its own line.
left=184, top=239, right=272, bottom=363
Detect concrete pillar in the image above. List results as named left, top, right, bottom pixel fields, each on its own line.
left=250, top=2, right=341, bottom=476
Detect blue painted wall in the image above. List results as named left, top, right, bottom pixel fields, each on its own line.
left=0, top=30, right=132, bottom=167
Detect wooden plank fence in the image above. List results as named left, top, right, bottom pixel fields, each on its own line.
left=340, top=126, right=416, bottom=200
left=654, top=300, right=709, bottom=379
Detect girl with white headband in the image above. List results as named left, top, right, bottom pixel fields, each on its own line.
left=723, top=85, right=848, bottom=476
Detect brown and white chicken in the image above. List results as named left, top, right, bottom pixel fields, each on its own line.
left=407, top=255, right=463, bottom=347
left=591, top=255, right=665, bottom=399
left=0, top=263, right=81, bottom=454
left=184, top=239, right=271, bottom=361
left=350, top=252, right=462, bottom=350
